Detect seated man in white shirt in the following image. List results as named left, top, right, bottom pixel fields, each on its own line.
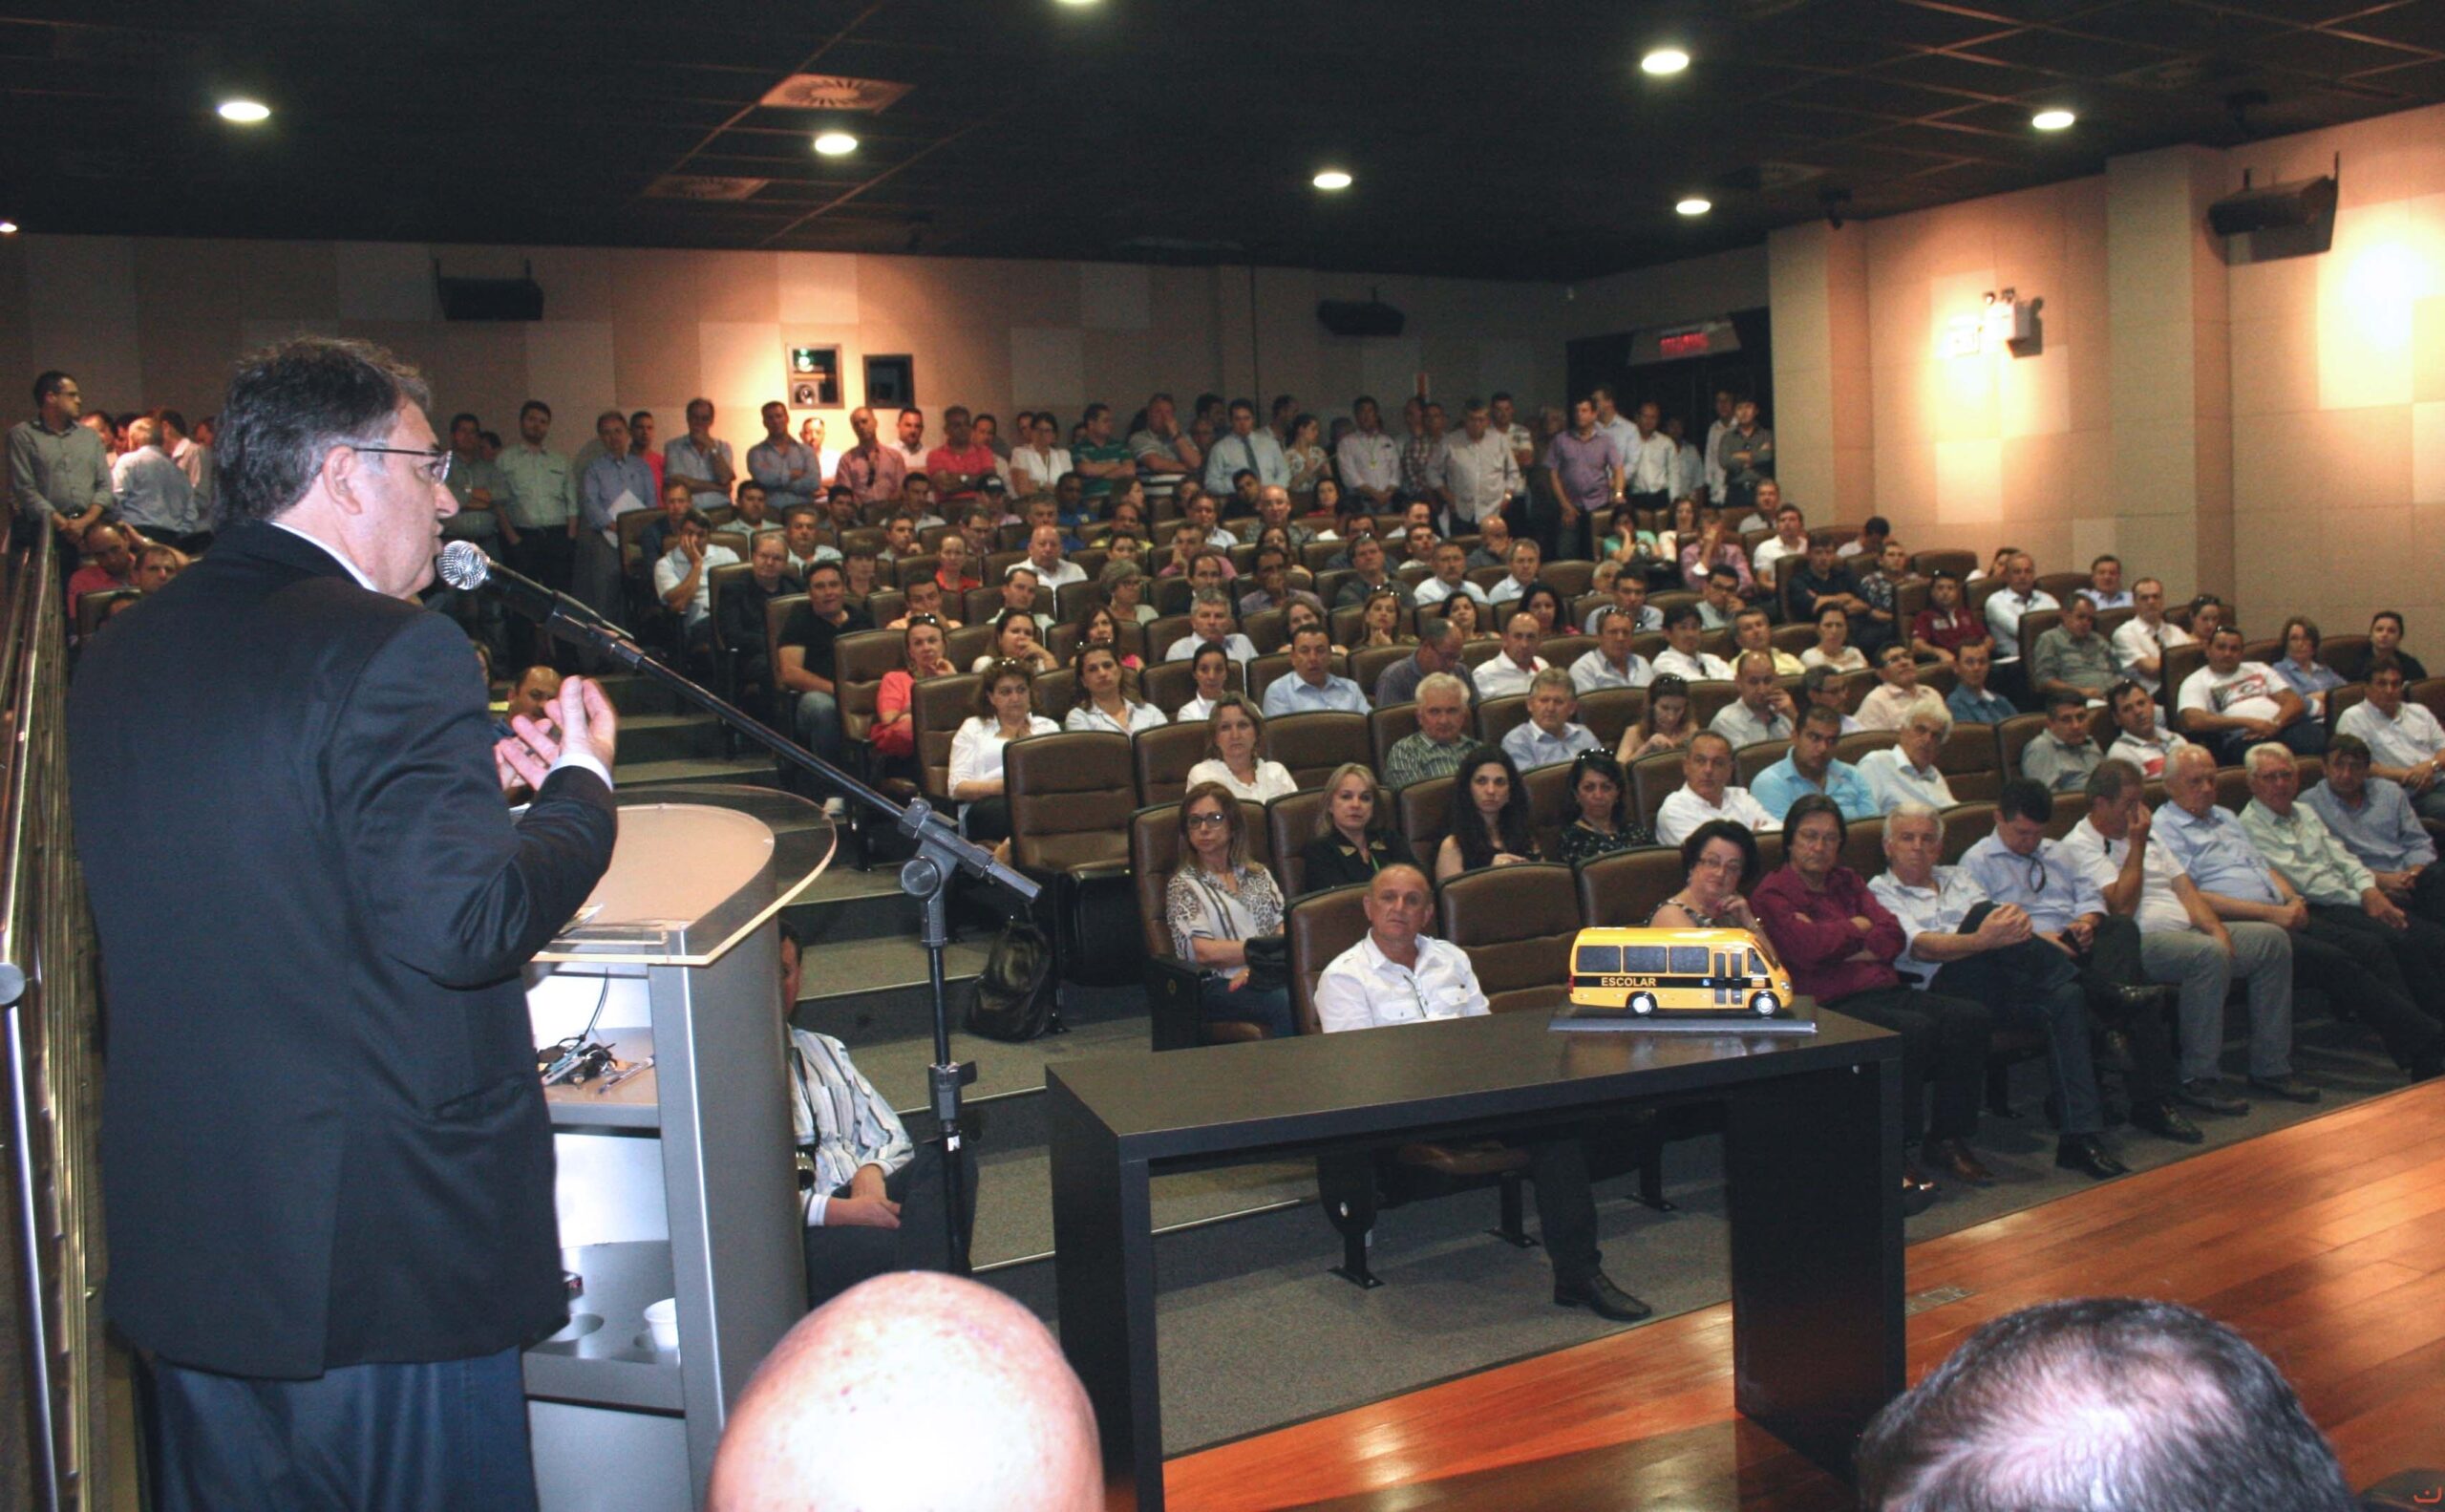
left=1658, top=730, right=1780, bottom=843
left=2333, top=659, right=2445, bottom=820
left=1312, top=865, right=1648, bottom=1321
left=1710, top=651, right=1797, bottom=749
left=1164, top=588, right=1259, bottom=666
left=1501, top=670, right=1599, bottom=770
left=651, top=509, right=742, bottom=655
left=2178, top=625, right=2319, bottom=765
left=1011, top=523, right=1087, bottom=590
left=1260, top=623, right=1369, bottom=716
left=1651, top=604, right=1733, bottom=682
left=1412, top=541, right=1489, bottom=610
left=1749, top=503, right=1809, bottom=590
left=1475, top=612, right=1550, bottom=699
left=1859, top=694, right=1959, bottom=812
left=1485, top=539, right=1541, bottom=607
left=1569, top=610, right=1654, bottom=693
left=2106, top=677, right=2188, bottom=779
left=1982, top=551, right=2058, bottom=667
left=1856, top=643, right=1928, bottom=731
left=2110, top=576, right=2195, bottom=696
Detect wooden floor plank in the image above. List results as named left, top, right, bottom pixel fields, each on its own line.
left=1166, top=1081, right=2445, bottom=1512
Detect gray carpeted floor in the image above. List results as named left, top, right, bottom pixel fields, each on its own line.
left=984, top=1023, right=2409, bottom=1455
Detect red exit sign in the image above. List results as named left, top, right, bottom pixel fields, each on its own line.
left=1660, top=330, right=1712, bottom=357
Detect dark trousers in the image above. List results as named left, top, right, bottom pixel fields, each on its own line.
left=2204, top=718, right=2327, bottom=766
left=1519, top=1131, right=1603, bottom=1287
left=2299, top=905, right=2445, bottom=1070
left=504, top=528, right=574, bottom=594
left=144, top=1346, right=537, bottom=1512
left=1200, top=970, right=1296, bottom=1039
left=2067, top=913, right=2179, bottom=1102
left=801, top=1139, right=980, bottom=1310
left=1824, top=985, right=1992, bottom=1141
left=1929, top=934, right=2104, bottom=1136
left=963, top=796, right=1012, bottom=842
left=1626, top=488, right=1669, bottom=520
left=2405, top=864, right=2445, bottom=929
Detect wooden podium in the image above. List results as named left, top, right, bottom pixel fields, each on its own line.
left=521, top=785, right=833, bottom=1511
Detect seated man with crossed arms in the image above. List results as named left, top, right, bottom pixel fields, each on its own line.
left=1314, top=864, right=1648, bottom=1322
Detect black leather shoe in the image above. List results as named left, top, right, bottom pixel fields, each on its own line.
left=1923, top=1137, right=1997, bottom=1185
left=2132, top=1100, right=2204, bottom=1144
left=2246, top=1073, right=2321, bottom=1104
left=2173, top=1077, right=2249, bottom=1116
left=2096, top=984, right=2172, bottom=1020
left=1555, top=1271, right=1652, bottom=1323
left=2055, top=1135, right=2128, bottom=1180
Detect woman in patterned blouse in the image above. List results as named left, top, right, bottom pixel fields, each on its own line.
left=1165, top=781, right=1294, bottom=1038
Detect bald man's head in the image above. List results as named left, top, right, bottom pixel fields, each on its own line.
left=709, top=1272, right=1102, bottom=1512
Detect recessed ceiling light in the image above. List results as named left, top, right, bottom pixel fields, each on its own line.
left=812, top=131, right=859, bottom=156
left=1054, top=0, right=1101, bottom=6
left=1312, top=169, right=1352, bottom=191
left=1642, top=48, right=1690, bottom=75
left=1676, top=196, right=1712, bottom=217
left=0, top=222, right=16, bottom=236
left=217, top=98, right=270, bottom=124
left=2031, top=108, right=2076, bottom=131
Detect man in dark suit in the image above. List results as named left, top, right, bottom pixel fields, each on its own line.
left=68, top=336, right=620, bottom=1511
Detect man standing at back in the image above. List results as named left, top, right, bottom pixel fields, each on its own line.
left=68, top=337, right=620, bottom=1509
left=8, top=370, right=110, bottom=540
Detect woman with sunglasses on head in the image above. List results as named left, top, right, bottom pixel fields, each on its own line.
left=1166, top=781, right=1296, bottom=1038
left=970, top=606, right=1058, bottom=675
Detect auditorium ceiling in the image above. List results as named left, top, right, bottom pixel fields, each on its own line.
left=2, top=0, right=2443, bottom=281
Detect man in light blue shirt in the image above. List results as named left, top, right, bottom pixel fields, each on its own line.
left=663, top=397, right=736, bottom=512
left=1945, top=639, right=2018, bottom=725
left=112, top=416, right=202, bottom=544
left=747, top=400, right=822, bottom=512
left=1202, top=399, right=1289, bottom=494
left=1500, top=670, right=1599, bottom=771
left=1261, top=625, right=1369, bottom=715
left=1752, top=705, right=1877, bottom=823
left=577, top=411, right=655, bottom=625
left=2304, top=734, right=2444, bottom=926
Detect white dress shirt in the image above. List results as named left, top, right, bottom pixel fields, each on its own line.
left=1064, top=699, right=1168, bottom=735
left=2058, top=816, right=2193, bottom=934
left=1569, top=648, right=1654, bottom=692
left=1010, top=445, right=1072, bottom=494
left=1439, top=431, right=1521, bottom=524
left=2336, top=699, right=2445, bottom=770
left=1503, top=720, right=1599, bottom=770
left=1867, top=865, right=1993, bottom=983
left=1262, top=673, right=1370, bottom=716
left=1314, top=934, right=1488, bottom=1033
left=1657, top=784, right=1780, bottom=844
left=1473, top=654, right=1549, bottom=700
left=652, top=543, right=742, bottom=625
left=947, top=714, right=1060, bottom=818
left=1184, top=757, right=1297, bottom=803
left=1623, top=430, right=1677, bottom=495
left=2111, top=615, right=2194, bottom=695
left=1984, top=588, right=2060, bottom=663
left=1334, top=431, right=1400, bottom=495
left=1857, top=748, right=1956, bottom=813
left=1413, top=576, right=1489, bottom=608
left=1012, top=557, right=1088, bottom=588
left=1165, top=632, right=1259, bottom=666
left=1710, top=700, right=1794, bottom=749
left=1652, top=648, right=1734, bottom=682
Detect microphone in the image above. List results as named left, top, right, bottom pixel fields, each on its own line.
left=436, top=542, right=635, bottom=656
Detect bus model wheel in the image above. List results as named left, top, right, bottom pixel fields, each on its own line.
left=1627, top=992, right=1657, bottom=1015
left=1750, top=991, right=1781, bottom=1017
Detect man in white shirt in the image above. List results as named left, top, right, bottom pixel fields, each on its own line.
left=1858, top=695, right=1958, bottom=812
left=2110, top=577, right=2194, bottom=696
left=1855, top=643, right=1928, bottom=731
left=1620, top=400, right=1677, bottom=512
left=1164, top=589, right=1258, bottom=666
left=1658, top=731, right=1780, bottom=843
left=1569, top=611, right=1654, bottom=693
left=1749, top=503, right=1810, bottom=591
left=2334, top=659, right=2445, bottom=820
left=1982, top=552, right=2058, bottom=667
left=1333, top=395, right=1400, bottom=508
left=2106, top=678, right=2189, bottom=778
left=1260, top=624, right=1369, bottom=716
left=1474, top=613, right=1550, bottom=699
left=1710, top=651, right=1797, bottom=748
left=1702, top=389, right=1738, bottom=504
left=111, top=415, right=203, bottom=546
left=2080, top=554, right=2133, bottom=611
left=1412, top=541, right=1489, bottom=610
left=1313, top=865, right=1648, bottom=1321
left=892, top=407, right=926, bottom=467
left=1485, top=538, right=1541, bottom=607
left=651, top=510, right=742, bottom=653
left=2059, top=758, right=2298, bottom=1106
left=1011, top=523, right=1087, bottom=590
left=1652, top=605, right=1734, bottom=682
left=1490, top=393, right=1537, bottom=516
left=2179, top=625, right=2318, bottom=765
left=1440, top=398, right=1522, bottom=529
left=1501, top=670, right=1599, bottom=770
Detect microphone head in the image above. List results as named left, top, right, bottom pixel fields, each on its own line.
left=436, top=540, right=493, bottom=592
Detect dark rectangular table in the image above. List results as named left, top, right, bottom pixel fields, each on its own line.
left=1047, top=999, right=1903, bottom=1510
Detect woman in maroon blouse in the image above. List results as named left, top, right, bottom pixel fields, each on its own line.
left=1752, top=795, right=1995, bottom=1203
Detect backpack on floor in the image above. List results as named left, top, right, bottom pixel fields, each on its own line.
left=966, top=918, right=1056, bottom=1041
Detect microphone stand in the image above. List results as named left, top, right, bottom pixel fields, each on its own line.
left=508, top=592, right=1029, bottom=1278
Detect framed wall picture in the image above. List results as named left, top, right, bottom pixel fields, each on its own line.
left=784, top=345, right=841, bottom=407
left=864, top=353, right=915, bottom=408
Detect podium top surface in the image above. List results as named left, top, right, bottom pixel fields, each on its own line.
left=534, top=784, right=835, bottom=966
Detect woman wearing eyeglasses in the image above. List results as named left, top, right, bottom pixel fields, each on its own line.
left=946, top=660, right=1058, bottom=850
left=1165, top=780, right=1295, bottom=1038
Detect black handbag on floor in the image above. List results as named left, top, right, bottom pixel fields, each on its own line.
left=967, top=917, right=1057, bottom=1041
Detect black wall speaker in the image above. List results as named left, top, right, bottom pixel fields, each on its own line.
left=1316, top=299, right=1405, bottom=338
left=436, top=276, right=546, bottom=322
left=2206, top=175, right=2338, bottom=238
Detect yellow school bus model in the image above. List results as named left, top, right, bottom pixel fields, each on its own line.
left=1566, top=927, right=1793, bottom=1017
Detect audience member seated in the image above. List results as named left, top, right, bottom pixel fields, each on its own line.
left=1502, top=669, right=1599, bottom=771
left=132, top=543, right=178, bottom=592
left=1798, top=603, right=1866, bottom=672
left=1945, top=639, right=2016, bottom=726
left=1658, top=731, right=1780, bottom=844
left=1300, top=762, right=1414, bottom=892
left=890, top=576, right=963, bottom=634
left=1177, top=643, right=1234, bottom=722
left=2370, top=608, right=2426, bottom=678
left=870, top=618, right=949, bottom=770
left=972, top=607, right=1059, bottom=676
left=1262, top=623, right=1369, bottom=715
left=721, top=532, right=803, bottom=689
left=2270, top=614, right=2347, bottom=721
left=1747, top=503, right=1808, bottom=591
left=948, top=662, right=1059, bottom=847
left=1845, top=643, right=1916, bottom=731
left=993, top=565, right=1053, bottom=635
left=2021, top=691, right=2105, bottom=794
left=1871, top=802, right=2125, bottom=1180
left=1186, top=695, right=1296, bottom=802
left=1856, top=694, right=1956, bottom=813
left=2307, top=734, right=2445, bottom=928
left=777, top=505, right=833, bottom=579
left=773, top=921, right=976, bottom=1310
left=1855, top=538, right=1913, bottom=645
left=1693, top=565, right=1746, bottom=630
left=1710, top=651, right=1797, bottom=748
left=2151, top=747, right=2442, bottom=1083
left=1349, top=586, right=1408, bottom=651
left=1075, top=604, right=1140, bottom=672
left=2110, top=575, right=2192, bottom=696
left=1435, top=746, right=1541, bottom=881
left=1753, top=704, right=1878, bottom=822
left=1412, top=541, right=1486, bottom=610
left=1908, top=570, right=1981, bottom=665
left=495, top=664, right=560, bottom=744
left=1099, top=561, right=1156, bottom=628
left=1788, top=535, right=1876, bottom=649
left=1647, top=819, right=1766, bottom=935
left=1854, top=1298, right=2359, bottom=1512
left=1513, top=582, right=1566, bottom=638
left=1165, top=588, right=1259, bottom=667
left=1473, top=612, right=1549, bottom=699
left=1754, top=796, right=1994, bottom=1194
left=2105, top=677, right=2187, bottom=778
left=1064, top=643, right=1166, bottom=735
left=2333, top=658, right=2445, bottom=820
left=1313, top=865, right=1650, bottom=1319
left=1982, top=552, right=2057, bottom=670
left=67, top=522, right=134, bottom=609
left=1486, top=538, right=1543, bottom=607
left=1652, top=605, right=1733, bottom=682
left=1237, top=544, right=1321, bottom=620
left=1383, top=673, right=1478, bottom=789
left=1165, top=781, right=1295, bottom=1039
left=1333, top=535, right=1414, bottom=610
left=653, top=509, right=740, bottom=656
left=1725, top=606, right=1799, bottom=678
left=1375, top=620, right=1480, bottom=707
left=930, top=533, right=982, bottom=595
left=1567, top=609, right=1653, bottom=693
left=1583, top=570, right=1662, bottom=635
left=1618, top=673, right=1695, bottom=760
left=779, top=560, right=873, bottom=774
left=2179, top=625, right=2322, bottom=763
left=2031, top=594, right=2115, bottom=706
left=2078, top=553, right=2132, bottom=611
left=1554, top=751, right=1650, bottom=862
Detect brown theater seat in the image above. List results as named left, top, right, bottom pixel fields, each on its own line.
left=1735, top=739, right=1791, bottom=789
left=760, top=591, right=809, bottom=721
left=1630, top=749, right=1688, bottom=834
left=1032, top=667, right=1079, bottom=724
left=1009, top=731, right=1140, bottom=986
left=1911, top=549, right=1976, bottom=581
left=2017, top=608, right=2062, bottom=670
left=1539, top=633, right=1596, bottom=670
left=912, top=673, right=982, bottom=802
left=1134, top=720, right=1212, bottom=807
left=1476, top=694, right=1531, bottom=751
left=1287, top=884, right=1372, bottom=1035
left=1395, top=777, right=1454, bottom=869
left=1997, top=713, right=2050, bottom=781
left=1141, top=656, right=1242, bottom=717
left=1577, top=687, right=1646, bottom=751
left=1687, top=679, right=1740, bottom=731
left=2214, top=766, right=2252, bottom=814
left=1371, top=702, right=1422, bottom=771
left=1264, top=711, right=1370, bottom=791
left=1524, top=761, right=1576, bottom=859
left=1833, top=730, right=1901, bottom=768
left=2321, top=635, right=2373, bottom=683
left=1575, top=845, right=1685, bottom=926
left=1543, top=561, right=1597, bottom=599
left=1436, top=863, right=1579, bottom=1015
left=1350, top=644, right=1415, bottom=700
left=943, top=622, right=994, bottom=672
left=2328, top=682, right=2368, bottom=733
left=1939, top=803, right=1998, bottom=865
left=1939, top=722, right=2005, bottom=802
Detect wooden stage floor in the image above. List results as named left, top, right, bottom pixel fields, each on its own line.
left=1164, top=1079, right=2445, bottom=1511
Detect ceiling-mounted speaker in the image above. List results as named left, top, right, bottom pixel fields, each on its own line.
left=1316, top=299, right=1405, bottom=338
left=2206, top=173, right=2336, bottom=237
left=435, top=259, right=544, bottom=322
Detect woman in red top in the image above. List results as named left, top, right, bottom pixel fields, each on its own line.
left=931, top=533, right=984, bottom=596
left=1909, top=570, right=1982, bottom=664
left=1751, top=796, right=1994, bottom=1201
left=871, top=616, right=949, bottom=767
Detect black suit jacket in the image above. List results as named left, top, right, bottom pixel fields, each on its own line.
left=68, top=522, right=616, bottom=1377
